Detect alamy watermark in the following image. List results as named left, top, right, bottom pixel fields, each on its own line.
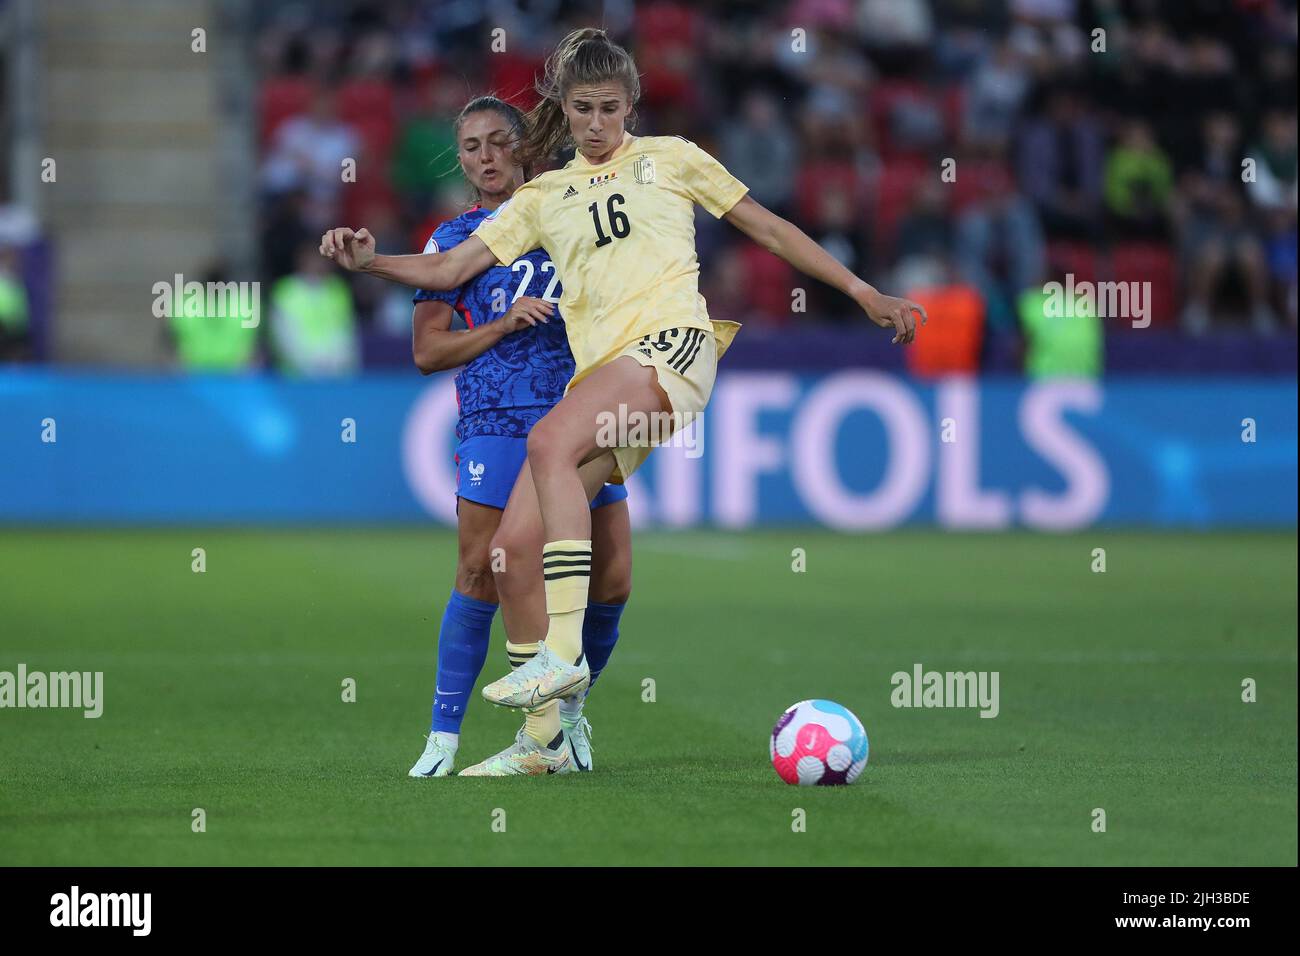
left=50, top=886, right=150, bottom=935
left=1044, top=274, right=1151, bottom=329
left=151, top=274, right=261, bottom=328
left=891, top=663, right=999, bottom=718
left=595, top=404, right=704, bottom=458
left=0, top=664, right=103, bottom=718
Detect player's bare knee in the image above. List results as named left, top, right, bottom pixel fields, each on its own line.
left=589, top=548, right=632, bottom=604
left=526, top=422, right=578, bottom=472
left=456, top=562, right=496, bottom=602
left=525, top=424, right=553, bottom=466
left=590, top=573, right=631, bottom=606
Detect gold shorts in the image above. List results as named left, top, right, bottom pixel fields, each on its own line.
left=604, top=320, right=740, bottom=483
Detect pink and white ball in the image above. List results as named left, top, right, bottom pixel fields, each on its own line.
left=770, top=699, right=869, bottom=786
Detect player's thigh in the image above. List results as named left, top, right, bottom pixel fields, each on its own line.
left=589, top=496, right=632, bottom=605
left=492, top=460, right=546, bottom=586
left=455, top=497, right=503, bottom=600
left=527, top=357, right=669, bottom=468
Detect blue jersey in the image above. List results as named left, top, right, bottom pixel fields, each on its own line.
left=413, top=206, right=574, bottom=440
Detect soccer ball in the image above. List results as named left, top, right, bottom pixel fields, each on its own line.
left=769, top=699, right=869, bottom=786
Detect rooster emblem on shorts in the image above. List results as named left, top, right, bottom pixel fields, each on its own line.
left=468, top=460, right=485, bottom=485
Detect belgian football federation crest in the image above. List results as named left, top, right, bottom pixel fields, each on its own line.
left=632, top=154, right=656, bottom=185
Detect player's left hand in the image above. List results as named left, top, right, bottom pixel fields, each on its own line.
left=860, top=289, right=927, bottom=345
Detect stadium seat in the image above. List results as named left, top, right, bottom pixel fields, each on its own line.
left=488, top=53, right=546, bottom=111
left=342, top=173, right=398, bottom=230
left=951, top=158, right=1015, bottom=213
left=259, top=76, right=315, bottom=147
left=636, top=2, right=702, bottom=109
left=338, top=79, right=397, bottom=168
left=740, top=244, right=795, bottom=324
left=871, top=80, right=951, bottom=161
left=1113, top=241, right=1177, bottom=329
left=794, top=160, right=865, bottom=227
left=871, top=158, right=929, bottom=256
left=1046, top=240, right=1100, bottom=286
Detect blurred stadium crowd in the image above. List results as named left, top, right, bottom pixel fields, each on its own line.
left=3, top=0, right=1298, bottom=376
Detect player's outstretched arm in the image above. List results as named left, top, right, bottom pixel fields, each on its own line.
left=412, top=296, right=554, bottom=374
left=722, top=195, right=928, bottom=344
left=319, top=228, right=498, bottom=292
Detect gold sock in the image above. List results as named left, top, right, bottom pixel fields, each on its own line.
left=508, top=640, right=561, bottom=746
left=542, top=539, right=590, bottom=664
left=525, top=700, right=561, bottom=747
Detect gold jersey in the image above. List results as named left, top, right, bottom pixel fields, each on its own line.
left=472, top=132, right=748, bottom=385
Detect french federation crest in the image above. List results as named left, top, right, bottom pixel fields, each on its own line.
left=632, top=154, right=656, bottom=184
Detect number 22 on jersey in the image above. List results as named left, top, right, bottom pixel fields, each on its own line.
left=510, top=258, right=562, bottom=303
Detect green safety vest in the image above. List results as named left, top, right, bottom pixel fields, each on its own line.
left=170, top=286, right=258, bottom=371
left=270, top=275, right=355, bottom=365
left=1018, top=288, right=1103, bottom=379
left=0, top=275, right=29, bottom=334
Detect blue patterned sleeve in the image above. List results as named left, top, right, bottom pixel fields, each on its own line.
left=412, top=219, right=469, bottom=306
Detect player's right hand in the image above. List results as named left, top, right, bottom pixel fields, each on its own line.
left=860, top=287, right=927, bottom=345
left=319, top=227, right=376, bottom=271
left=500, top=296, right=553, bottom=334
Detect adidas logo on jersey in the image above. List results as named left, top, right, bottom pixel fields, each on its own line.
left=562, top=185, right=578, bottom=199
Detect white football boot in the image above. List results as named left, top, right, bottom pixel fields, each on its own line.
left=481, top=646, right=590, bottom=709
left=458, top=727, right=572, bottom=777
left=559, top=712, right=594, bottom=773
left=408, top=731, right=457, bottom=778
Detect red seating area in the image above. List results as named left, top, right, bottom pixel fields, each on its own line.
left=337, top=79, right=397, bottom=165
left=870, top=80, right=964, bottom=162
left=255, top=64, right=1194, bottom=343
left=870, top=158, right=931, bottom=257
left=740, top=245, right=796, bottom=323
left=1047, top=240, right=1178, bottom=329
left=1113, top=241, right=1177, bottom=329
left=259, top=75, right=315, bottom=146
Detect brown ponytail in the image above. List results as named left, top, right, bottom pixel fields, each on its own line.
left=517, top=28, right=641, bottom=169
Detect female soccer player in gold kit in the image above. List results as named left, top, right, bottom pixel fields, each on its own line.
left=322, top=28, right=925, bottom=774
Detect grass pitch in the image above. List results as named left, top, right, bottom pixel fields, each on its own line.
left=0, top=528, right=1295, bottom=866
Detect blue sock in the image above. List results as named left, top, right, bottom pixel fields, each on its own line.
left=582, top=601, right=625, bottom=692
left=430, top=590, right=496, bottom=733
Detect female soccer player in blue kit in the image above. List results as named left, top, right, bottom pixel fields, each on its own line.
left=405, top=96, right=631, bottom=778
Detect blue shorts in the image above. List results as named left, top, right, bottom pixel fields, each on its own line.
left=455, top=434, right=629, bottom=511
